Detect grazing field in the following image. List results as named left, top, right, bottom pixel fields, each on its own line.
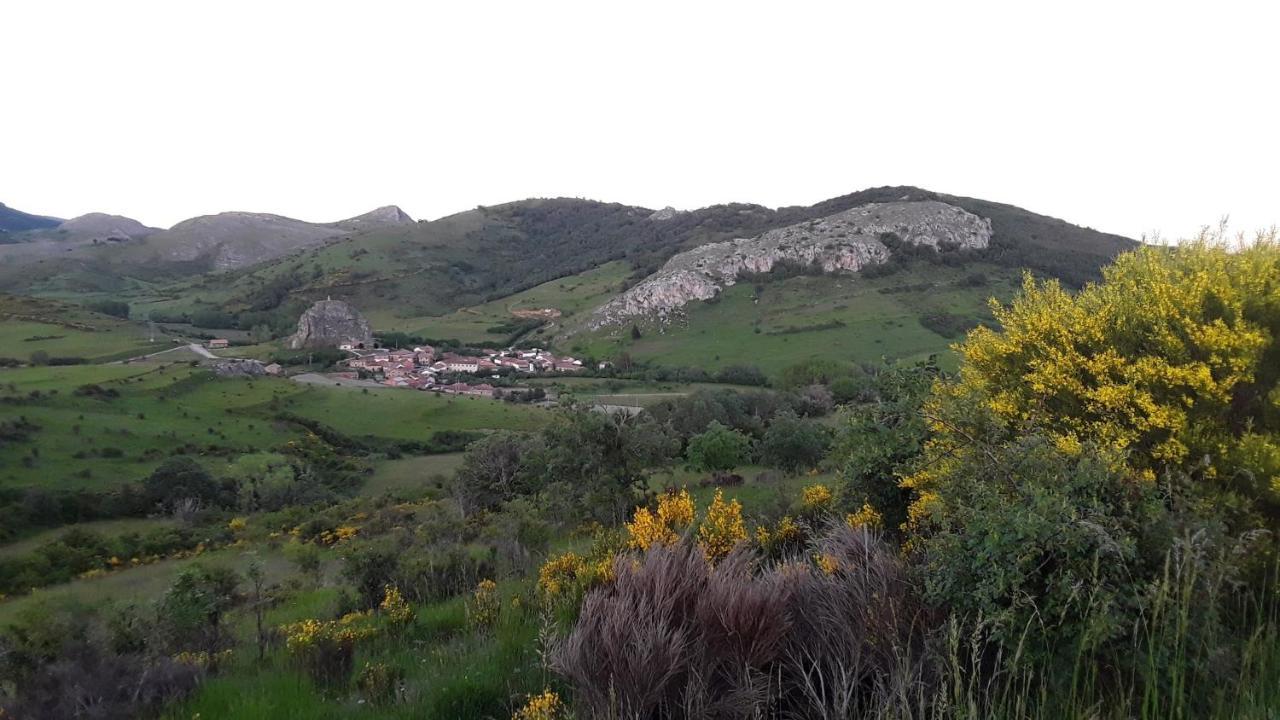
left=280, top=385, right=549, bottom=441
left=0, top=294, right=158, bottom=362
left=361, top=452, right=466, bottom=496
left=0, top=362, right=550, bottom=492
left=571, top=263, right=1020, bottom=374
left=369, top=260, right=632, bottom=343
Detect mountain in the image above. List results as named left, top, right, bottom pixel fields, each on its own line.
left=58, top=213, right=159, bottom=242
left=0, top=188, right=1137, bottom=360
left=333, top=205, right=415, bottom=232
left=589, top=201, right=994, bottom=328
left=0, top=202, right=61, bottom=234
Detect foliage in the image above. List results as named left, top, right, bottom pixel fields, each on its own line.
left=626, top=488, right=695, bottom=551
left=452, top=431, right=545, bottom=514
left=158, top=563, right=240, bottom=653
left=85, top=299, right=130, bottom=319
left=776, top=358, right=851, bottom=389
left=758, top=411, right=832, bottom=474
left=684, top=420, right=752, bottom=472
left=832, top=359, right=938, bottom=534
left=697, top=490, right=746, bottom=563
left=552, top=525, right=925, bottom=719
left=281, top=611, right=379, bottom=686
left=467, top=579, right=501, bottom=629
left=513, top=688, right=566, bottom=720
left=909, top=240, right=1280, bottom=532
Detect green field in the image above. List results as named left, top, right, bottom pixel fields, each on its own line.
left=0, top=294, right=159, bottom=362
left=0, top=363, right=548, bottom=492
left=361, top=453, right=466, bottom=496
left=372, top=260, right=631, bottom=343
left=570, top=263, right=1020, bottom=374
left=281, top=384, right=548, bottom=441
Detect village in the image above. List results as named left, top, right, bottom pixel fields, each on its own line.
left=336, top=344, right=584, bottom=397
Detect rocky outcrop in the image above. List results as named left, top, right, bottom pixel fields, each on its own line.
left=589, top=201, right=992, bottom=328
left=211, top=359, right=268, bottom=377
left=647, top=206, right=681, bottom=221
left=287, top=299, right=373, bottom=350
left=334, top=205, right=415, bottom=232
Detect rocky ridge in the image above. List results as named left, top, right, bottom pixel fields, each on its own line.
left=589, top=201, right=992, bottom=328
left=287, top=299, right=373, bottom=350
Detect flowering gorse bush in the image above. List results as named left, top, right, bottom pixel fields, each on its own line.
left=467, top=579, right=501, bottom=629
left=513, top=688, right=565, bottom=720
left=626, top=488, right=694, bottom=551
left=280, top=611, right=379, bottom=686
left=380, top=585, right=414, bottom=626
left=801, top=483, right=834, bottom=511
left=698, top=489, right=746, bottom=563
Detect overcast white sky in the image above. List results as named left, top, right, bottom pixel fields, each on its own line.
left=2, top=1, right=1276, bottom=241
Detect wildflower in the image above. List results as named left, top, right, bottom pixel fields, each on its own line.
left=228, top=516, right=248, bottom=532
left=514, top=689, right=565, bottom=720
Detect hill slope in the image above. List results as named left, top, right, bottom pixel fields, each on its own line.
left=0, top=202, right=61, bottom=234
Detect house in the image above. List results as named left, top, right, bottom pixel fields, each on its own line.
left=206, top=338, right=230, bottom=349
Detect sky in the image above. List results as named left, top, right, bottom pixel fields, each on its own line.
left=2, top=0, right=1277, bottom=242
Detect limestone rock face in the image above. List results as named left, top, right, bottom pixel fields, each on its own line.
left=211, top=359, right=267, bottom=377
left=589, top=201, right=992, bottom=328
left=287, top=299, right=373, bottom=350
left=647, top=206, right=681, bottom=221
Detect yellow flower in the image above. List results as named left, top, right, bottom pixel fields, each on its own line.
left=846, top=503, right=883, bottom=530
left=380, top=585, right=414, bottom=625
left=698, top=490, right=746, bottom=563
left=228, top=517, right=248, bottom=532
left=467, top=579, right=501, bottom=628
left=816, top=553, right=839, bottom=576
left=801, top=483, right=834, bottom=510
left=514, top=689, right=565, bottom=720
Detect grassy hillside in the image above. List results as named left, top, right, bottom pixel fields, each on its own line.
left=569, top=262, right=1022, bottom=374
left=0, top=188, right=1135, bottom=345
left=0, top=294, right=157, bottom=362
left=0, top=362, right=547, bottom=493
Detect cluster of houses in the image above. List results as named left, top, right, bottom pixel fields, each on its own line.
left=341, top=345, right=583, bottom=397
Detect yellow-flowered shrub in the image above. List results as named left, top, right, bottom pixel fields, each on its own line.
left=754, top=515, right=805, bottom=557
left=801, top=483, right=834, bottom=511
left=514, top=689, right=565, bottom=720
left=280, top=611, right=379, bottom=685
left=846, top=503, right=883, bottom=530
left=228, top=517, right=248, bottom=533
left=627, top=488, right=694, bottom=551
left=380, top=585, right=414, bottom=626
left=356, top=661, right=405, bottom=705
left=698, top=490, right=746, bottom=563
left=467, top=579, right=501, bottom=629
left=904, top=240, right=1280, bottom=531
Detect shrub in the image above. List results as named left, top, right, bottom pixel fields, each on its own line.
left=466, top=579, right=501, bottom=629
left=281, top=611, right=378, bottom=686
left=355, top=661, right=406, bottom=705
left=759, top=411, right=832, bottom=474
left=684, top=421, right=751, bottom=473
left=552, top=526, right=924, bottom=718
left=698, top=490, right=746, bottom=563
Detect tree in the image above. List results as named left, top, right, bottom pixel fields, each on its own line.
left=906, top=239, right=1280, bottom=533
left=539, top=409, right=679, bottom=524
left=158, top=564, right=239, bottom=652
left=452, top=431, right=545, bottom=514
left=684, top=421, right=751, bottom=472
left=759, top=411, right=832, bottom=474
left=831, top=360, right=938, bottom=534
left=142, top=457, right=227, bottom=512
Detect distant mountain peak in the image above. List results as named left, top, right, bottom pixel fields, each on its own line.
left=59, top=212, right=158, bottom=241
left=335, top=205, right=415, bottom=231
left=0, top=202, right=62, bottom=233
